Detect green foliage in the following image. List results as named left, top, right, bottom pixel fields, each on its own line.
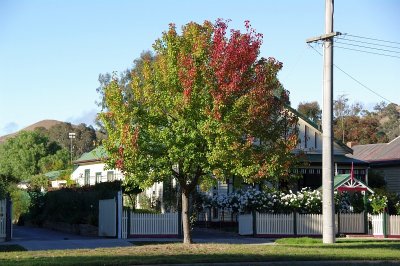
left=330, top=95, right=400, bottom=144
left=335, top=191, right=365, bottom=213
left=368, top=194, right=388, bottom=214
left=24, top=181, right=121, bottom=226
left=99, top=20, right=300, bottom=243
left=38, top=149, right=70, bottom=173
left=297, top=101, right=321, bottom=124
left=275, top=237, right=322, bottom=245
left=0, top=131, right=53, bottom=181
left=162, top=176, right=179, bottom=212
left=46, top=122, right=102, bottom=159
left=10, top=189, right=31, bottom=224
left=29, top=174, right=49, bottom=191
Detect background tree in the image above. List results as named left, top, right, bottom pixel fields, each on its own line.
left=95, top=51, right=155, bottom=133
left=99, top=20, right=299, bottom=244
left=0, top=131, right=53, bottom=181
left=46, top=122, right=102, bottom=158
left=297, top=101, right=322, bottom=124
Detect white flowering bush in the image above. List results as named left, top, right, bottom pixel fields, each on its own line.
left=202, top=187, right=323, bottom=214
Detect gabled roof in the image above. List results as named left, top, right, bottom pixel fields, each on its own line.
left=350, top=136, right=400, bottom=164
left=287, top=105, right=353, bottom=154
left=318, top=174, right=374, bottom=193
left=333, top=174, right=374, bottom=193
left=74, top=146, right=107, bottom=164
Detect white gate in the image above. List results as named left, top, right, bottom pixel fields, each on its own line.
left=98, top=198, right=116, bottom=237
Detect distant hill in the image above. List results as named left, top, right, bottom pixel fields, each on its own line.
left=0, top=119, right=63, bottom=143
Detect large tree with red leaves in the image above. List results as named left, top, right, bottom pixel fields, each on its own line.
left=99, top=20, right=299, bottom=244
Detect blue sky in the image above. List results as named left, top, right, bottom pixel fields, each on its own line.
left=1, top=0, right=399, bottom=136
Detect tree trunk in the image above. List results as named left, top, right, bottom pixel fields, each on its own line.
left=181, top=189, right=193, bottom=244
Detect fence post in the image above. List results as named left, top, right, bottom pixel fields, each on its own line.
left=252, top=211, right=257, bottom=236
left=383, top=210, right=388, bottom=238
left=127, top=208, right=131, bottom=238
left=5, top=195, right=12, bottom=241
left=293, top=212, right=297, bottom=236
left=178, top=210, right=182, bottom=237
left=363, top=192, right=369, bottom=234
left=337, top=212, right=341, bottom=235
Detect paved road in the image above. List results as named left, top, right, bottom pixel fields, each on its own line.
left=1, top=226, right=274, bottom=251
left=4, top=225, right=133, bottom=250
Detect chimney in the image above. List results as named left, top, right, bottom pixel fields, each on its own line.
left=346, top=141, right=357, bottom=148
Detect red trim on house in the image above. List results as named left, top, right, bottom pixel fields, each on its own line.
left=337, top=187, right=367, bottom=192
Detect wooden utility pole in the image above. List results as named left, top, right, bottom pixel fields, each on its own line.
left=306, top=0, right=340, bottom=244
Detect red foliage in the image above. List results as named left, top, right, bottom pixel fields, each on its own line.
left=210, top=19, right=263, bottom=110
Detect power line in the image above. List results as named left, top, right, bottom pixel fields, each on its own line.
left=343, top=33, right=400, bottom=46
left=335, top=45, right=400, bottom=59
left=335, top=41, right=400, bottom=54
left=307, top=44, right=394, bottom=104
left=336, top=37, right=400, bottom=50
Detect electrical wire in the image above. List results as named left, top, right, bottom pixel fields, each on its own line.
left=336, top=37, right=400, bottom=50
left=335, top=41, right=400, bottom=54
left=335, top=45, right=400, bottom=59
left=343, top=33, right=400, bottom=46
left=307, top=44, right=394, bottom=104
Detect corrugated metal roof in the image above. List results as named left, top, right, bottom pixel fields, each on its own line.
left=74, top=146, right=107, bottom=163
left=350, top=136, right=400, bottom=162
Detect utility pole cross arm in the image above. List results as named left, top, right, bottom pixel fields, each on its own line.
left=306, top=32, right=341, bottom=43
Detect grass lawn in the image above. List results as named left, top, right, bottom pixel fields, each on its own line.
left=0, top=239, right=400, bottom=265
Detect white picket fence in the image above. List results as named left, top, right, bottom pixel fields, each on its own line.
left=256, top=212, right=294, bottom=235
left=0, top=199, right=5, bottom=240
left=239, top=212, right=366, bottom=236
left=122, top=209, right=128, bottom=239
left=339, top=212, right=365, bottom=234
left=129, top=212, right=178, bottom=236
left=370, top=214, right=400, bottom=237
left=389, top=215, right=400, bottom=236
left=297, top=213, right=324, bottom=235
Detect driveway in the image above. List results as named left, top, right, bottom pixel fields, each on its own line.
left=1, top=225, right=274, bottom=251
left=3, top=225, right=133, bottom=251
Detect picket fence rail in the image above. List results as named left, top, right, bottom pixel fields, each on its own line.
left=129, top=212, right=178, bottom=236
left=239, top=212, right=366, bottom=236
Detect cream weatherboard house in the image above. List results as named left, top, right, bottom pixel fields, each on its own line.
left=70, top=146, right=164, bottom=207
left=71, top=109, right=368, bottom=207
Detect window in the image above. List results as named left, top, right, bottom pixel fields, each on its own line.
left=84, top=169, right=90, bottom=186
left=314, top=132, right=318, bottom=149
left=95, top=172, right=102, bottom=183
left=304, top=125, right=309, bottom=148
left=107, top=171, right=115, bottom=182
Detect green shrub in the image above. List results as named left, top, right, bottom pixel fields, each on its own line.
left=24, top=181, right=122, bottom=226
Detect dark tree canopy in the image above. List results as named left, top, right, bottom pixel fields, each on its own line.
left=297, top=101, right=321, bottom=124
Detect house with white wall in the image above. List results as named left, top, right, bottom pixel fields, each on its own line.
left=71, top=146, right=164, bottom=208
left=71, top=108, right=368, bottom=212
left=71, top=146, right=124, bottom=186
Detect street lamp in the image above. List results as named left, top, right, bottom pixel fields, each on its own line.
left=68, top=132, right=76, bottom=164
